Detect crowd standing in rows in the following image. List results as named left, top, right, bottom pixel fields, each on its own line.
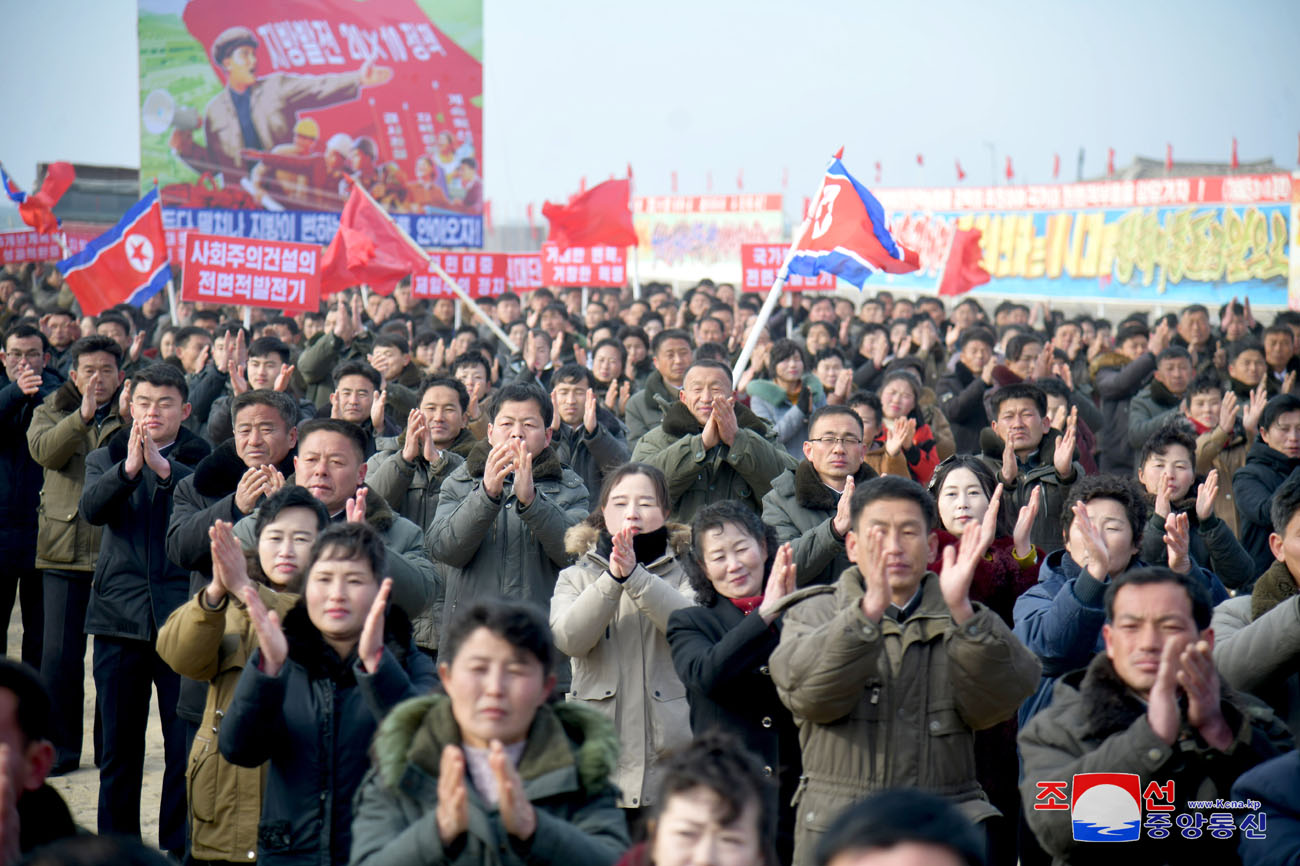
left=1, top=260, right=1300, bottom=866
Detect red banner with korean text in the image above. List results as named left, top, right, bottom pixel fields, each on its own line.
left=541, top=242, right=626, bottom=288
left=1, top=231, right=66, bottom=265
left=181, top=233, right=321, bottom=310
left=740, top=243, right=836, bottom=292
left=411, top=251, right=508, bottom=298
left=507, top=252, right=543, bottom=291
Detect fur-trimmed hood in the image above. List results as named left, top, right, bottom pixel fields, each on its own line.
left=660, top=399, right=768, bottom=439
left=463, top=439, right=564, bottom=482
left=1088, top=350, right=1136, bottom=380
left=372, top=693, right=619, bottom=795
left=192, top=438, right=296, bottom=498
left=793, top=459, right=876, bottom=510
left=563, top=521, right=691, bottom=560
left=46, top=376, right=124, bottom=416
left=279, top=600, right=413, bottom=685
left=745, top=374, right=826, bottom=409
left=1252, top=559, right=1299, bottom=621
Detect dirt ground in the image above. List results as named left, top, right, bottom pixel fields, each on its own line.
left=8, top=599, right=168, bottom=849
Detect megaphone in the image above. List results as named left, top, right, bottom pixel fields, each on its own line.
left=143, top=90, right=200, bottom=135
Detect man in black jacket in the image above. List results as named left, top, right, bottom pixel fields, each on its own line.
left=1234, top=393, right=1300, bottom=576
left=936, top=326, right=996, bottom=455
left=81, top=363, right=211, bottom=858
left=0, top=324, right=60, bottom=668
left=548, top=364, right=630, bottom=500
left=165, top=389, right=299, bottom=763
left=1093, top=320, right=1168, bottom=473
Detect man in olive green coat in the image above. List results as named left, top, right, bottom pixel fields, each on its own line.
left=631, top=360, right=796, bottom=524
left=770, top=476, right=1040, bottom=866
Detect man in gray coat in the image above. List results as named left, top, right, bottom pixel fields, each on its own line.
left=428, top=383, right=588, bottom=661
left=762, top=405, right=876, bottom=587
left=1127, top=346, right=1195, bottom=449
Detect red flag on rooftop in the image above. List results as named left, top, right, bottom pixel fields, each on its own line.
left=938, top=229, right=991, bottom=297
left=9, top=162, right=75, bottom=235
left=737, top=169, right=744, bottom=191
left=916, top=153, right=924, bottom=167
left=874, top=161, right=882, bottom=183
left=319, top=180, right=429, bottom=296
left=955, top=159, right=966, bottom=182
left=1052, top=153, right=1060, bottom=180
left=671, top=171, right=678, bottom=193
left=1231, top=137, right=1239, bottom=170
left=1005, top=156, right=1014, bottom=181
left=1165, top=143, right=1173, bottom=172
left=1107, top=148, right=1115, bottom=176
left=578, top=176, right=587, bottom=193
left=542, top=178, right=637, bottom=251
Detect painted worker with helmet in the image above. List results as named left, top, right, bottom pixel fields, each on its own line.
left=170, top=25, right=393, bottom=191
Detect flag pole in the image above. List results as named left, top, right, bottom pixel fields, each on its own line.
left=243, top=306, right=252, bottom=330
left=345, top=178, right=518, bottom=354
left=730, top=150, right=837, bottom=389
left=166, top=279, right=179, bottom=327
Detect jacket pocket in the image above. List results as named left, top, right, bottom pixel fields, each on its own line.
left=37, top=507, right=78, bottom=564
left=650, top=680, right=691, bottom=757
left=569, top=662, right=619, bottom=702
left=187, top=733, right=220, bottom=824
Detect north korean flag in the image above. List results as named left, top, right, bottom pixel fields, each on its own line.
left=57, top=187, right=170, bottom=316
left=786, top=151, right=919, bottom=288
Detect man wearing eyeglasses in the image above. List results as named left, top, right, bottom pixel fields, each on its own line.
left=762, top=405, right=878, bottom=587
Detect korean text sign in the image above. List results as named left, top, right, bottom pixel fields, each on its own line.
left=181, top=233, right=321, bottom=310
left=411, top=252, right=508, bottom=298
left=0, top=231, right=67, bottom=265
left=740, top=243, right=837, bottom=292
left=140, top=0, right=484, bottom=248
left=541, top=243, right=626, bottom=288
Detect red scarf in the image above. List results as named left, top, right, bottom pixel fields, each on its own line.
left=1187, top=416, right=1213, bottom=435
left=728, top=595, right=764, bottom=615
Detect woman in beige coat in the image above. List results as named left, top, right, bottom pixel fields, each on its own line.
left=550, top=462, right=694, bottom=833
left=156, top=486, right=328, bottom=863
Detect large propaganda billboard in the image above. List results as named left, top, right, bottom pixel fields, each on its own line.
left=872, top=173, right=1295, bottom=307
left=632, top=194, right=785, bottom=284
left=139, top=0, right=483, bottom=251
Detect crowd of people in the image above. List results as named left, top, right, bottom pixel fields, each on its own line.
left=0, top=260, right=1299, bottom=866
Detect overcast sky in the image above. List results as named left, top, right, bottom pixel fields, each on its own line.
left=2, top=0, right=1297, bottom=222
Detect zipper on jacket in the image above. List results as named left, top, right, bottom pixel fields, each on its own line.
left=870, top=685, right=881, bottom=705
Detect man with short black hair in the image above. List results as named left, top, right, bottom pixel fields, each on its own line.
left=633, top=359, right=795, bottom=523
left=0, top=325, right=60, bottom=669
left=28, top=335, right=126, bottom=774
left=1020, top=566, right=1290, bottom=866
left=429, top=384, right=588, bottom=663
left=624, top=329, right=693, bottom=445
left=772, top=476, right=1040, bottom=864
left=1093, top=320, right=1168, bottom=473
left=331, top=359, right=399, bottom=457
left=1127, top=346, right=1195, bottom=448
left=815, top=789, right=985, bottom=866
left=548, top=364, right=629, bottom=499
left=82, top=363, right=210, bottom=857
left=206, top=335, right=315, bottom=445
left=937, top=326, right=997, bottom=454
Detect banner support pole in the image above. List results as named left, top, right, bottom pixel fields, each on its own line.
left=631, top=246, right=641, bottom=300
left=165, top=279, right=179, bottom=327
left=242, top=306, right=251, bottom=330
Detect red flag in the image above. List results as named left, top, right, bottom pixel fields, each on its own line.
left=484, top=200, right=493, bottom=234
left=578, top=176, right=587, bottom=193
left=542, top=178, right=637, bottom=251
left=1005, top=156, right=1014, bottom=181
left=938, top=229, right=991, bottom=297
left=627, top=163, right=633, bottom=181
left=1231, top=137, right=1239, bottom=170
left=916, top=153, right=924, bottom=167
left=1165, top=143, right=1173, bottom=172
left=19, top=162, right=75, bottom=235
left=1106, top=148, right=1115, bottom=176
left=706, top=171, right=713, bottom=192
left=874, top=161, right=882, bottom=183
left=955, top=159, right=966, bottom=182
left=781, top=166, right=789, bottom=189
left=737, top=169, right=744, bottom=191
left=1052, top=153, right=1060, bottom=180
left=526, top=202, right=535, bottom=230
left=319, top=181, right=430, bottom=296
left=671, top=171, right=678, bottom=193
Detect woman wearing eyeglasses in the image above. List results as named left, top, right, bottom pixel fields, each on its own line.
left=746, top=339, right=826, bottom=460
left=927, top=455, right=1042, bottom=866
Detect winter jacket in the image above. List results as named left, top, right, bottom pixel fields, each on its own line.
left=623, top=370, right=677, bottom=447
left=81, top=426, right=211, bottom=641
left=348, top=695, right=629, bottom=866
left=428, top=441, right=588, bottom=657
left=1234, top=439, right=1300, bottom=577
left=1090, top=350, right=1155, bottom=474
left=365, top=446, right=466, bottom=532
left=770, top=569, right=1041, bottom=865
left=761, top=461, right=877, bottom=587
left=860, top=443, right=911, bottom=479
left=870, top=411, right=940, bottom=485
left=1137, top=495, right=1255, bottom=591
left=936, top=361, right=990, bottom=456
left=1212, top=561, right=1300, bottom=735
left=207, top=391, right=317, bottom=446
left=27, top=378, right=125, bottom=571
left=232, top=485, right=437, bottom=651
left=1019, top=652, right=1291, bottom=866
left=550, top=523, right=694, bottom=809
left=746, top=375, right=827, bottom=460
left=297, top=331, right=376, bottom=412
left=219, top=605, right=438, bottom=866
left=551, top=406, right=631, bottom=504
left=15, top=784, right=78, bottom=858
left=1233, top=751, right=1300, bottom=866
left=1013, top=550, right=1228, bottom=725
left=157, top=585, right=300, bottom=863
left=977, top=427, right=1082, bottom=553
left=1193, top=420, right=1247, bottom=537
left=167, top=439, right=299, bottom=724
left=631, top=401, right=797, bottom=525
left=0, top=368, right=61, bottom=563
left=1126, top=378, right=1184, bottom=448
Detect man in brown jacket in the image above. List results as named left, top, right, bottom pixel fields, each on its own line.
left=770, top=475, right=1041, bottom=865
